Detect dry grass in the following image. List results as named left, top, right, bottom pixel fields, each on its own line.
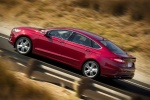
left=0, top=57, right=79, bottom=100
left=75, top=0, right=150, bottom=20
left=0, top=58, right=53, bottom=100
left=1, top=0, right=150, bottom=21
left=0, top=0, right=150, bottom=57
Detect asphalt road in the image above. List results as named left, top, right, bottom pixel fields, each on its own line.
left=0, top=33, right=150, bottom=99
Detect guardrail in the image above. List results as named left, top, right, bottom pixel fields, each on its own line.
left=0, top=49, right=148, bottom=100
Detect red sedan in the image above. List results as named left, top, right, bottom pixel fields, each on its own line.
left=8, top=27, right=136, bottom=79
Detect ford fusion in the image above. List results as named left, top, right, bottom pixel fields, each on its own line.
left=8, top=27, right=136, bottom=79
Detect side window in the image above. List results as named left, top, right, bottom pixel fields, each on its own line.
left=72, top=33, right=92, bottom=47
left=50, top=30, right=72, bottom=40
left=92, top=41, right=101, bottom=49
left=47, top=30, right=56, bottom=36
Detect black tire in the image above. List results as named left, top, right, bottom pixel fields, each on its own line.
left=82, top=61, right=100, bottom=79
left=15, top=37, right=32, bottom=55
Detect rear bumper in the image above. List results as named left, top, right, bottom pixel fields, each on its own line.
left=100, top=59, right=135, bottom=79
left=112, top=70, right=135, bottom=79
left=102, top=67, right=135, bottom=79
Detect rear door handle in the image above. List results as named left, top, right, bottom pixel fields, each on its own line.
left=59, top=41, right=65, bottom=44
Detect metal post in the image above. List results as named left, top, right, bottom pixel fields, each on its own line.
left=26, top=59, right=38, bottom=78
left=76, top=76, right=90, bottom=98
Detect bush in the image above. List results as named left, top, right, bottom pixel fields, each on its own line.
left=108, top=0, right=129, bottom=16
left=0, top=0, right=19, bottom=5
left=26, top=0, right=36, bottom=2
left=75, top=0, right=150, bottom=21
left=74, top=0, right=100, bottom=11
left=129, top=0, right=150, bottom=21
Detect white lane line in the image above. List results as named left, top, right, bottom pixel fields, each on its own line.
left=13, top=57, right=19, bottom=60
left=31, top=76, right=36, bottom=79
left=44, top=72, right=74, bottom=84
left=0, top=50, right=3, bottom=52
left=17, top=62, right=26, bottom=67
left=0, top=36, right=9, bottom=40
left=97, top=91, right=121, bottom=100
left=93, top=83, right=132, bottom=100
left=41, top=65, right=80, bottom=81
left=45, top=72, right=78, bottom=95
left=123, top=80, right=150, bottom=90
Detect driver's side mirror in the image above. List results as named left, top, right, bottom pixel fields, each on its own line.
left=45, top=31, right=51, bottom=38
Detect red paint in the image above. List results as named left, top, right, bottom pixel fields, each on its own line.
left=8, top=27, right=136, bottom=79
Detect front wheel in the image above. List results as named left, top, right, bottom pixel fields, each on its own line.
left=15, top=37, right=32, bottom=55
left=82, top=61, right=100, bottom=79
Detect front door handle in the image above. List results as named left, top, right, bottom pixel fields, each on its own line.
left=85, top=49, right=90, bottom=52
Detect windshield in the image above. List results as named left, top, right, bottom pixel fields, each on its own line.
left=100, top=40, right=126, bottom=55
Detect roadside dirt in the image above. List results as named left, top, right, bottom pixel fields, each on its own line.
left=132, top=52, right=150, bottom=84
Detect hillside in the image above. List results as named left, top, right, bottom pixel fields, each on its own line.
left=0, top=0, right=150, bottom=82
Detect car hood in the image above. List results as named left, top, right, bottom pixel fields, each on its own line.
left=17, top=27, right=45, bottom=33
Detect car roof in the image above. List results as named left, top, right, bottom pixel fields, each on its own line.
left=47, top=27, right=105, bottom=41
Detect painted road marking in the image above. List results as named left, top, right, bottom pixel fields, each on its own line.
left=0, top=50, right=3, bottom=57
left=17, top=62, right=26, bottom=67
left=123, top=80, right=150, bottom=91
left=0, top=36, right=9, bottom=40
left=93, top=83, right=132, bottom=100
left=41, top=65, right=80, bottom=81
left=44, top=72, right=74, bottom=84
left=97, top=91, right=121, bottom=100
left=13, top=57, right=19, bottom=60
left=0, top=50, right=3, bottom=52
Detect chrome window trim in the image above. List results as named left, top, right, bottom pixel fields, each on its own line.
left=47, top=29, right=102, bottom=50
left=48, top=30, right=73, bottom=40
left=70, top=31, right=102, bottom=50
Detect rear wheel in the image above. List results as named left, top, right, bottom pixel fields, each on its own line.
left=15, top=37, right=32, bottom=55
left=82, top=61, right=100, bottom=79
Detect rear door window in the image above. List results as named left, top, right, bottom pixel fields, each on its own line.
left=92, top=41, right=101, bottom=49
left=71, top=33, right=92, bottom=47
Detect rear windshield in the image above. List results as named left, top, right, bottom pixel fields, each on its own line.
left=100, top=40, right=126, bottom=54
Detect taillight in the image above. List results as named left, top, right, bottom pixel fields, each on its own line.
left=110, top=58, right=125, bottom=63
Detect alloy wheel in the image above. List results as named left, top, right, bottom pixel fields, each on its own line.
left=83, top=61, right=99, bottom=78
left=16, top=37, right=31, bottom=54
